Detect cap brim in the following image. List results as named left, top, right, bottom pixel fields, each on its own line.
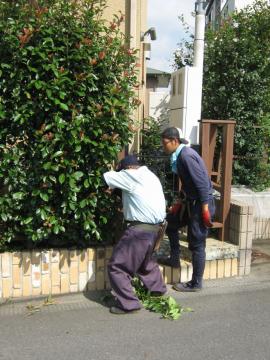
left=180, top=138, right=189, bottom=145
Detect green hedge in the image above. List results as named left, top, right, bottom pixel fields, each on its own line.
left=173, top=1, right=270, bottom=190
left=203, top=0, right=270, bottom=190
left=0, top=0, right=139, bottom=250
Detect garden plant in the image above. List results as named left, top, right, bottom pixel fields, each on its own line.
left=0, top=0, right=139, bottom=250
left=173, top=0, right=270, bottom=190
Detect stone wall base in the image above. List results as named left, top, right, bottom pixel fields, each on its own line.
left=0, top=248, right=112, bottom=300
left=0, top=194, right=256, bottom=301
left=160, top=257, right=238, bottom=285
left=0, top=245, right=240, bottom=300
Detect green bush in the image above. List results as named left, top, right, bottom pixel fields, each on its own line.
left=140, top=117, right=177, bottom=205
left=203, top=0, right=270, bottom=190
left=172, top=0, right=270, bottom=190
left=0, top=0, right=139, bottom=250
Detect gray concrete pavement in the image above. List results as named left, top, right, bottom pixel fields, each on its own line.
left=0, top=266, right=270, bottom=360
left=252, top=239, right=270, bottom=272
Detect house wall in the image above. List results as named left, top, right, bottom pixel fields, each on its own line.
left=104, top=1, right=148, bottom=153
left=146, top=77, right=159, bottom=91
left=220, top=0, right=235, bottom=20
left=148, top=91, right=170, bottom=125
left=207, top=0, right=267, bottom=28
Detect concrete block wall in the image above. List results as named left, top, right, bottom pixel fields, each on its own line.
left=159, top=257, right=238, bottom=285
left=228, top=199, right=254, bottom=275
left=253, top=218, right=270, bottom=240
left=0, top=199, right=255, bottom=300
left=0, top=245, right=240, bottom=300
left=0, top=247, right=113, bottom=300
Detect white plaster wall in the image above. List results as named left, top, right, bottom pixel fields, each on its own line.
left=149, top=91, right=170, bottom=125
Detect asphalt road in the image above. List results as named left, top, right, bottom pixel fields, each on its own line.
left=0, top=274, right=270, bottom=360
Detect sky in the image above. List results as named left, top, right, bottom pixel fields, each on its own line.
left=147, top=0, right=195, bottom=73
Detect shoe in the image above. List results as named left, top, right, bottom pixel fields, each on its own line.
left=110, top=306, right=140, bottom=315
left=157, top=257, right=180, bottom=268
left=172, top=280, right=202, bottom=292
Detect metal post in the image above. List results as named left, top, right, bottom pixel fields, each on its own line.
left=193, top=1, right=206, bottom=144
left=194, top=1, right=206, bottom=70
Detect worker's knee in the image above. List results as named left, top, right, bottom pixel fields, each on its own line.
left=188, top=240, right=205, bottom=253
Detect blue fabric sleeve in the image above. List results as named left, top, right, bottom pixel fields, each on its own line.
left=181, top=152, right=210, bottom=204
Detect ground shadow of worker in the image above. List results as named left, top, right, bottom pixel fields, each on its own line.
left=83, top=287, right=116, bottom=309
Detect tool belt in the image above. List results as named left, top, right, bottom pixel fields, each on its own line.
left=171, top=191, right=190, bottom=228
left=125, top=221, right=161, bottom=232
left=125, top=220, right=168, bottom=252
left=153, top=220, right=168, bottom=252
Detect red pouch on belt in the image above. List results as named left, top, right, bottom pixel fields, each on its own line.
left=169, top=203, right=182, bottom=215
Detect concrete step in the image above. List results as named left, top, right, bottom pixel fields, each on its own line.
left=156, top=235, right=239, bottom=284
left=159, top=260, right=192, bottom=284
left=156, top=234, right=239, bottom=261
left=180, top=237, right=239, bottom=261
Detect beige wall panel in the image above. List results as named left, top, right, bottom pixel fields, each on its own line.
left=103, top=0, right=127, bottom=33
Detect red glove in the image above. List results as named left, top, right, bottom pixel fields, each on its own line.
left=202, top=208, right=213, bottom=228
left=169, top=203, right=182, bottom=215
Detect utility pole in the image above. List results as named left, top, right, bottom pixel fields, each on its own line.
left=194, top=0, right=206, bottom=70
left=169, top=0, right=207, bottom=145
left=193, top=0, right=207, bottom=144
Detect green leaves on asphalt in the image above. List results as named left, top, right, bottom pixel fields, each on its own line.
left=133, top=278, right=193, bottom=320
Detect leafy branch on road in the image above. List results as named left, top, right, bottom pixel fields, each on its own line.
left=132, top=277, right=193, bottom=320
left=25, top=294, right=57, bottom=316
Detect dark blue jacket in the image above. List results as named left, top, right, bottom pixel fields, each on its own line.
left=176, top=146, right=213, bottom=204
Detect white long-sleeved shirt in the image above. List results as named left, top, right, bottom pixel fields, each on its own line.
left=103, top=166, right=166, bottom=224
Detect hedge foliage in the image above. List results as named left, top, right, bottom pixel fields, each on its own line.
left=140, top=117, right=177, bottom=205
left=0, top=0, right=139, bottom=250
left=203, top=0, right=270, bottom=189
left=173, top=0, right=270, bottom=190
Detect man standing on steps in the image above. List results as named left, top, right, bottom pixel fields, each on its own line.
left=160, top=127, right=215, bottom=292
left=103, top=155, right=167, bottom=314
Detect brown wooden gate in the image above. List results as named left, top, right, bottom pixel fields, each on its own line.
left=200, top=119, right=236, bottom=242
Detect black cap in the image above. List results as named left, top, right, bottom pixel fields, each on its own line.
left=161, top=127, right=189, bottom=144
left=117, top=155, right=140, bottom=171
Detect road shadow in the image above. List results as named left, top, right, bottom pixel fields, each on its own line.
left=82, top=288, right=116, bottom=309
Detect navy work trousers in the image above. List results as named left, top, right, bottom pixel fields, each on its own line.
left=108, top=226, right=167, bottom=311
left=166, top=197, right=216, bottom=286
